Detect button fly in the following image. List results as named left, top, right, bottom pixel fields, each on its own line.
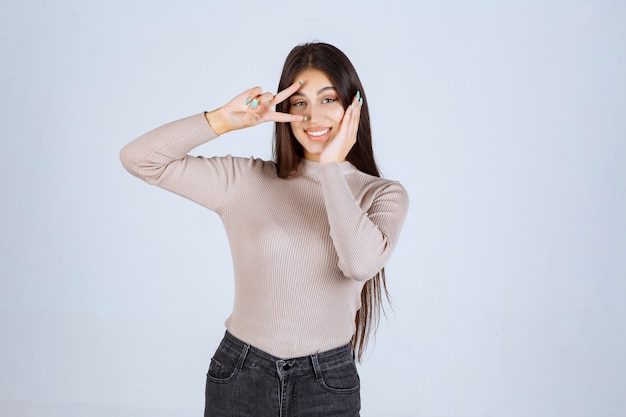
left=277, top=359, right=297, bottom=376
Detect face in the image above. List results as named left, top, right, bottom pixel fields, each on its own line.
left=288, top=69, right=346, bottom=161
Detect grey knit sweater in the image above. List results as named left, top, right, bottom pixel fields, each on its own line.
left=120, top=113, right=408, bottom=358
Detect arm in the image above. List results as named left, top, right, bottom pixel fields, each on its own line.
left=314, top=93, right=408, bottom=280
left=119, top=112, right=217, bottom=186
left=119, top=113, right=236, bottom=210
left=319, top=164, right=409, bottom=281
left=119, top=83, right=306, bottom=209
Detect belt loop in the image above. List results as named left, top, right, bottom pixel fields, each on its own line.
left=310, top=353, right=323, bottom=382
left=236, top=343, right=250, bottom=371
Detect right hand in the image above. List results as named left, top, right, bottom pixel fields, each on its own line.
left=205, top=81, right=305, bottom=135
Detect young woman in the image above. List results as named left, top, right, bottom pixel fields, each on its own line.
left=120, top=42, right=408, bottom=417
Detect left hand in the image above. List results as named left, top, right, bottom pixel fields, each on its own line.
left=319, top=93, right=362, bottom=164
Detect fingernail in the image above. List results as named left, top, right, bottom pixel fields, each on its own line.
left=351, top=102, right=354, bottom=109
left=359, top=97, right=363, bottom=106
left=356, top=90, right=361, bottom=101
left=303, top=116, right=308, bottom=121
left=251, top=98, right=259, bottom=109
left=298, top=80, right=304, bottom=85
left=245, top=98, right=252, bottom=105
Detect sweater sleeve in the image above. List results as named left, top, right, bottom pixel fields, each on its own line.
left=119, top=112, right=249, bottom=211
left=317, top=162, right=409, bottom=281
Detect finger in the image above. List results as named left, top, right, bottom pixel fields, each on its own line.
left=244, top=86, right=262, bottom=106
left=338, top=98, right=360, bottom=141
left=269, top=112, right=306, bottom=124
left=257, top=91, right=275, bottom=105
left=343, top=105, right=357, bottom=139
left=349, top=108, right=361, bottom=140
left=272, top=80, right=303, bottom=105
left=348, top=93, right=362, bottom=131
left=351, top=97, right=362, bottom=131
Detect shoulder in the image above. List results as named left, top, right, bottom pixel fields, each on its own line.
left=343, top=167, right=409, bottom=212
left=350, top=168, right=408, bottom=197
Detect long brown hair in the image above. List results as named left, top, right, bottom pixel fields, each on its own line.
left=273, top=42, right=389, bottom=361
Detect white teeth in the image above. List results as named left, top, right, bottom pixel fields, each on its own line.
left=308, top=129, right=329, bottom=137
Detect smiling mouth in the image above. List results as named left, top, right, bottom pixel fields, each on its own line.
left=306, top=128, right=330, bottom=140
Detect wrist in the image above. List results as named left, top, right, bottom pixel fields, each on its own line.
left=204, top=108, right=231, bottom=136
left=319, top=152, right=346, bottom=165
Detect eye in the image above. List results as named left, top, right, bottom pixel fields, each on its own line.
left=291, top=101, right=306, bottom=107
left=322, top=98, right=337, bottom=104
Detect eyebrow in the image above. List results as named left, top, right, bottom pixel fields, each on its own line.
left=291, top=86, right=337, bottom=97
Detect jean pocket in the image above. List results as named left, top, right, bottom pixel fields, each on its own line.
left=317, top=360, right=361, bottom=394
left=206, top=347, right=240, bottom=384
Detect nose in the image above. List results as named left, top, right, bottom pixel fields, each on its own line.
left=306, top=102, right=323, bottom=123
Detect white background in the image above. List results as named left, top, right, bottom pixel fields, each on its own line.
left=1, top=1, right=625, bottom=416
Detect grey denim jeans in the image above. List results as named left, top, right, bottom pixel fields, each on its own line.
left=204, top=331, right=361, bottom=417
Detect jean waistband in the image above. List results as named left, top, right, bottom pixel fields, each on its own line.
left=218, top=331, right=355, bottom=379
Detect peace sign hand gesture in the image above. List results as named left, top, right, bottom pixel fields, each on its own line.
left=205, top=81, right=305, bottom=135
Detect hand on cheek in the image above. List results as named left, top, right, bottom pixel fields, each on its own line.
left=319, top=91, right=362, bottom=164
